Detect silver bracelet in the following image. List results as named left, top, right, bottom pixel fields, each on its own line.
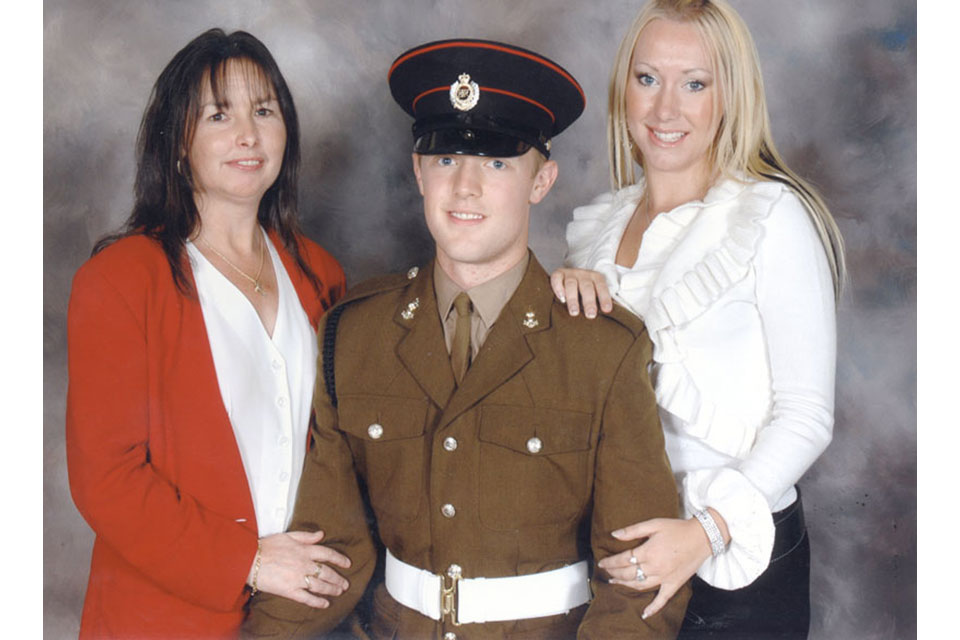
left=694, top=509, right=727, bottom=557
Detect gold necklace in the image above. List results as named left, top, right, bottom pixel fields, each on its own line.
left=199, top=232, right=267, bottom=295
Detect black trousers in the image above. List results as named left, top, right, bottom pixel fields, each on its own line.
left=678, top=488, right=810, bottom=640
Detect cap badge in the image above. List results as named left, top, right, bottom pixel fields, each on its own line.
left=450, top=73, right=480, bottom=111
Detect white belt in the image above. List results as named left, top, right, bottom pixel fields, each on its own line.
left=384, top=549, right=591, bottom=626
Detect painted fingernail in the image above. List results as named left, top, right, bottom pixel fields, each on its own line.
left=612, top=529, right=625, bottom=538
left=558, top=293, right=566, bottom=303
left=586, top=310, right=596, bottom=319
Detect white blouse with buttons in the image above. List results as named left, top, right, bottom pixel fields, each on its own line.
left=566, top=177, right=836, bottom=589
left=187, top=230, right=318, bottom=537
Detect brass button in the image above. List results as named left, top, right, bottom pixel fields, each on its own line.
left=367, top=423, right=384, bottom=439
left=441, top=503, right=456, bottom=518
left=526, top=437, right=543, bottom=454
left=443, top=437, right=458, bottom=452
left=447, top=564, right=463, bottom=579
left=444, top=633, right=457, bottom=640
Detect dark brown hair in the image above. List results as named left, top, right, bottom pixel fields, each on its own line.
left=94, top=28, right=323, bottom=296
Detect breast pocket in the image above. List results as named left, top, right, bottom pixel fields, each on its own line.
left=338, top=395, right=429, bottom=522
left=477, top=404, right=593, bottom=531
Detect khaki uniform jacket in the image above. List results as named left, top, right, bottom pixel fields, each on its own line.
left=245, top=255, right=690, bottom=639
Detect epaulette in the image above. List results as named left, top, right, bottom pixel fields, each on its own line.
left=601, top=303, right=649, bottom=339
left=322, top=266, right=423, bottom=407
left=335, top=269, right=418, bottom=307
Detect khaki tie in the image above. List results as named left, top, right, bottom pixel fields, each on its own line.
left=451, top=292, right=472, bottom=385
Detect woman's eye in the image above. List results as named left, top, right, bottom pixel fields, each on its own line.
left=686, top=80, right=706, bottom=92
left=636, top=73, right=656, bottom=87
left=209, top=112, right=225, bottom=122
left=255, top=107, right=273, bottom=117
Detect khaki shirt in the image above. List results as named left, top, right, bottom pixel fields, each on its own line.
left=435, top=253, right=529, bottom=358
left=245, top=254, right=690, bottom=639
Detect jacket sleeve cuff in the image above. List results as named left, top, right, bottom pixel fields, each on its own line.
left=682, top=467, right=775, bottom=589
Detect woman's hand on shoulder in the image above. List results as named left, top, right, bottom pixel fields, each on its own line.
left=250, top=530, right=352, bottom=608
left=598, top=517, right=713, bottom=619
left=549, top=268, right=613, bottom=319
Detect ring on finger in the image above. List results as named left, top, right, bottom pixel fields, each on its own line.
left=629, top=549, right=638, bottom=565
left=304, top=575, right=311, bottom=588
left=635, top=566, right=646, bottom=582
left=314, top=564, right=323, bottom=579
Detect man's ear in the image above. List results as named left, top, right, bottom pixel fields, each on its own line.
left=411, top=153, right=425, bottom=196
left=529, top=159, right=559, bottom=205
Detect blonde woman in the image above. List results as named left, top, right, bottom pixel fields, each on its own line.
left=551, top=1, right=844, bottom=637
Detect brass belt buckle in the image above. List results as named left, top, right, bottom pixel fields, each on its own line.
left=440, top=568, right=462, bottom=626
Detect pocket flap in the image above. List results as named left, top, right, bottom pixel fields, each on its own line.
left=478, top=404, right=592, bottom=455
left=338, top=395, right=429, bottom=441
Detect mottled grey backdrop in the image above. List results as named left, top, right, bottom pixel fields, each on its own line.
left=43, top=1, right=917, bottom=638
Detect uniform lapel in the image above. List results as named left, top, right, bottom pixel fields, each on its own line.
left=395, top=262, right=457, bottom=409
left=438, top=254, right=553, bottom=429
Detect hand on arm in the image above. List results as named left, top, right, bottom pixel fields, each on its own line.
left=248, top=530, right=352, bottom=609
left=243, top=309, right=376, bottom=639
left=549, top=268, right=613, bottom=318
left=599, top=508, right=730, bottom=618
left=578, top=333, right=690, bottom=637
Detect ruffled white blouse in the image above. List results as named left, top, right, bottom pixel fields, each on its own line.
left=565, top=177, right=836, bottom=589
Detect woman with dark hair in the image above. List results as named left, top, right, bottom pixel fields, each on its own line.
left=551, top=1, right=844, bottom=637
left=66, top=29, right=352, bottom=638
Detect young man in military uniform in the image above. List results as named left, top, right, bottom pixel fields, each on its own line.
left=245, top=39, right=689, bottom=639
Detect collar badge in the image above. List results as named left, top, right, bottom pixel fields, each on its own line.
left=450, top=73, right=480, bottom=111
left=523, top=310, right=539, bottom=329
left=401, top=297, right=420, bottom=321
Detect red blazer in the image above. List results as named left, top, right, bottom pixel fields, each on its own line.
left=66, top=232, right=345, bottom=639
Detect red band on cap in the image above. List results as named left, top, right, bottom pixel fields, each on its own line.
left=412, top=86, right=448, bottom=112
left=481, top=87, right=555, bottom=123
left=389, top=40, right=585, bottom=104
left=411, top=85, right=556, bottom=124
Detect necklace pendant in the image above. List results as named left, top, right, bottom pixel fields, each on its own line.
left=254, top=282, right=265, bottom=295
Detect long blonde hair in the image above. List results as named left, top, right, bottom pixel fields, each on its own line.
left=608, top=0, right=846, bottom=298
